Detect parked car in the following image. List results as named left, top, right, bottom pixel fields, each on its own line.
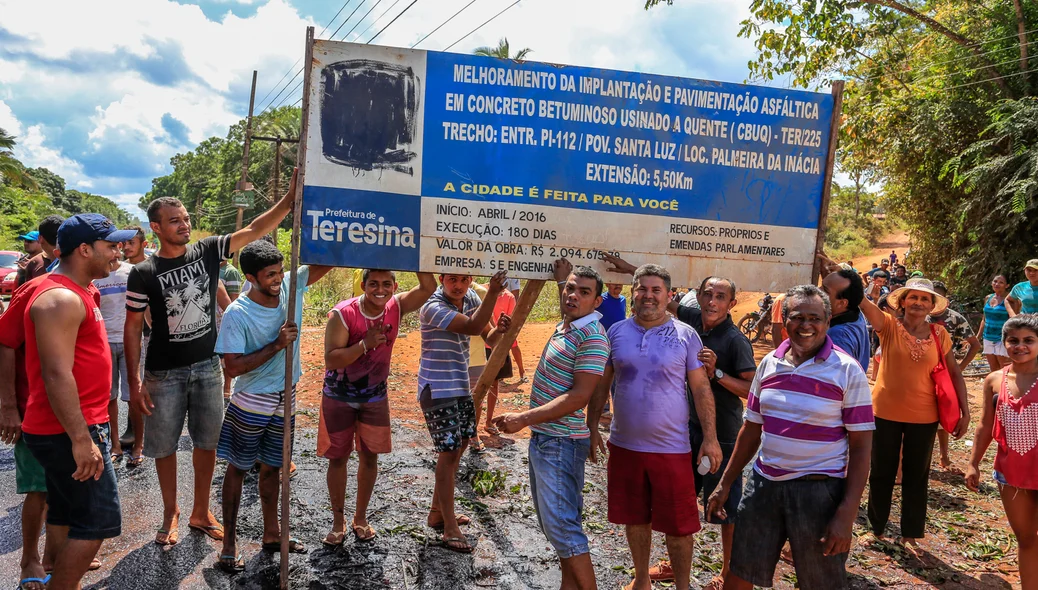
left=0, top=250, right=22, bottom=297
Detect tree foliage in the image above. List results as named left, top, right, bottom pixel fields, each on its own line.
left=473, top=38, right=532, bottom=61
left=722, top=0, right=1038, bottom=295
left=0, top=131, right=137, bottom=249
left=140, top=106, right=300, bottom=233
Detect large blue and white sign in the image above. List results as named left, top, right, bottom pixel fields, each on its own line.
left=301, top=40, right=835, bottom=290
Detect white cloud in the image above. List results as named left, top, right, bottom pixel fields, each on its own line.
left=0, top=100, right=89, bottom=187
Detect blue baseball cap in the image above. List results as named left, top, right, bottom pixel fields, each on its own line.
left=16, top=231, right=39, bottom=241
left=56, top=214, right=139, bottom=254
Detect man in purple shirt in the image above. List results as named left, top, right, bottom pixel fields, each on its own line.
left=588, top=264, right=722, bottom=590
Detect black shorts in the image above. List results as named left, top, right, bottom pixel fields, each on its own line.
left=23, top=423, right=122, bottom=540
left=484, top=347, right=514, bottom=381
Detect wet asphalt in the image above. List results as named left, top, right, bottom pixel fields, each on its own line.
left=0, top=405, right=652, bottom=589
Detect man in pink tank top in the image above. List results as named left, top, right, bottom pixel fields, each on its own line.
left=319, top=269, right=437, bottom=545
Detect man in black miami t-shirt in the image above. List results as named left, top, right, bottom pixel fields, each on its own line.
left=124, top=170, right=298, bottom=546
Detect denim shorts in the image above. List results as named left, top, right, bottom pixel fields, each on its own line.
left=143, top=355, right=225, bottom=458
left=690, top=423, right=741, bottom=525
left=993, top=470, right=1008, bottom=486
left=110, top=341, right=130, bottom=402
left=23, top=423, right=122, bottom=540
left=528, top=433, right=591, bottom=559
left=730, top=471, right=848, bottom=589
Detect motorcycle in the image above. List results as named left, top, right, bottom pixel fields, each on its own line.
left=738, top=293, right=774, bottom=343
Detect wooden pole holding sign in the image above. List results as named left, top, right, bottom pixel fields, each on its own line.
left=279, top=25, right=314, bottom=590
left=811, top=80, right=845, bottom=284
left=472, top=280, right=546, bottom=410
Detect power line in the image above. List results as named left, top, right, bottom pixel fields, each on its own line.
left=256, top=1, right=356, bottom=109
left=356, top=0, right=405, bottom=42
left=938, top=63, right=1038, bottom=92
left=339, top=0, right=386, bottom=42
left=858, top=32, right=1038, bottom=83
left=411, top=0, right=483, bottom=48
left=443, top=0, right=521, bottom=52
left=368, top=0, right=421, bottom=44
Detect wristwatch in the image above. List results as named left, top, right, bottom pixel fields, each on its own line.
left=711, top=368, right=724, bottom=381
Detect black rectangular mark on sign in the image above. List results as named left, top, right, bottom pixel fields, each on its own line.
left=321, top=59, right=420, bottom=175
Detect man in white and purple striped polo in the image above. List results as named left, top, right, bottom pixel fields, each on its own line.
left=706, top=285, right=874, bottom=590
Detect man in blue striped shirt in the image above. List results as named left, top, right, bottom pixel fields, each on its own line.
left=418, top=270, right=511, bottom=553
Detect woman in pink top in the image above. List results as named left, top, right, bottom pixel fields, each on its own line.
left=967, top=315, right=1038, bottom=590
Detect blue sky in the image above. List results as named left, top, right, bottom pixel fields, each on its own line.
left=0, top=0, right=766, bottom=217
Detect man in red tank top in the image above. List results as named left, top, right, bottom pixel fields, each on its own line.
left=21, top=214, right=137, bottom=590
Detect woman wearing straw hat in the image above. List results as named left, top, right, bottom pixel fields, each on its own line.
left=857, top=278, right=970, bottom=555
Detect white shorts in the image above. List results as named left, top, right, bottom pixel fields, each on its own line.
left=983, top=339, right=1008, bottom=357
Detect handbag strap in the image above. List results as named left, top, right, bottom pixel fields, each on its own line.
left=930, top=324, right=946, bottom=371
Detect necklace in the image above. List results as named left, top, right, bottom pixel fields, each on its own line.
left=896, top=320, right=933, bottom=362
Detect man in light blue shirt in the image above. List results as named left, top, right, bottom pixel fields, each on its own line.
left=212, top=240, right=330, bottom=573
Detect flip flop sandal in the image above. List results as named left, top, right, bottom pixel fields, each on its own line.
left=19, top=574, right=50, bottom=590
left=469, top=439, right=486, bottom=454
left=430, top=514, right=471, bottom=532
left=351, top=523, right=376, bottom=542
left=126, top=454, right=144, bottom=467
left=484, top=426, right=500, bottom=436
left=111, top=453, right=124, bottom=463
left=217, top=554, right=246, bottom=574
left=322, top=531, right=346, bottom=548
left=262, top=537, right=307, bottom=554
left=189, top=523, right=225, bottom=541
left=440, top=536, right=474, bottom=554
left=155, top=526, right=179, bottom=546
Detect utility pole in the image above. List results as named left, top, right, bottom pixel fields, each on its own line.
left=233, top=70, right=258, bottom=267
left=252, top=134, right=300, bottom=246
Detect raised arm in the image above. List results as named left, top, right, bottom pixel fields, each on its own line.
left=398, top=272, right=437, bottom=315
left=228, top=168, right=297, bottom=253
left=306, top=265, right=334, bottom=287
left=444, top=270, right=506, bottom=336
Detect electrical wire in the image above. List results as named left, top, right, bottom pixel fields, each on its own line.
left=257, top=0, right=357, bottom=111
left=368, top=0, right=421, bottom=44
left=855, top=33, right=1033, bottom=83
left=937, top=63, right=1038, bottom=92
left=355, top=0, right=406, bottom=42
left=411, top=0, right=482, bottom=48
left=443, top=0, right=521, bottom=52
left=339, top=0, right=385, bottom=42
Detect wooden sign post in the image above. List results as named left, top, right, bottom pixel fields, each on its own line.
left=471, top=280, right=545, bottom=410
left=811, top=80, right=845, bottom=283
left=279, top=25, right=315, bottom=590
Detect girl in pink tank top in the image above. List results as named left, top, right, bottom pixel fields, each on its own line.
left=966, top=315, right=1038, bottom=589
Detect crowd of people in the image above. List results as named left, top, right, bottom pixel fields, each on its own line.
left=1, top=189, right=1037, bottom=590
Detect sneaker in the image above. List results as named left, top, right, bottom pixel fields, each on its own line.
left=648, top=560, right=674, bottom=582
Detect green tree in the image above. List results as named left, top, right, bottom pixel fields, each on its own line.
left=718, top=0, right=1038, bottom=293
left=0, top=127, right=37, bottom=189
left=474, top=38, right=531, bottom=61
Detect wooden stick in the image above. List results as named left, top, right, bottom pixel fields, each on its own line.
left=472, top=280, right=545, bottom=410
left=812, top=80, right=845, bottom=284
left=279, top=25, right=315, bottom=590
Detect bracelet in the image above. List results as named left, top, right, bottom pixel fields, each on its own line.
left=556, top=280, right=567, bottom=285
left=360, top=340, right=368, bottom=353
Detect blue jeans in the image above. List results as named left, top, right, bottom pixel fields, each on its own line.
left=528, top=433, right=590, bottom=559
left=143, top=356, right=225, bottom=458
